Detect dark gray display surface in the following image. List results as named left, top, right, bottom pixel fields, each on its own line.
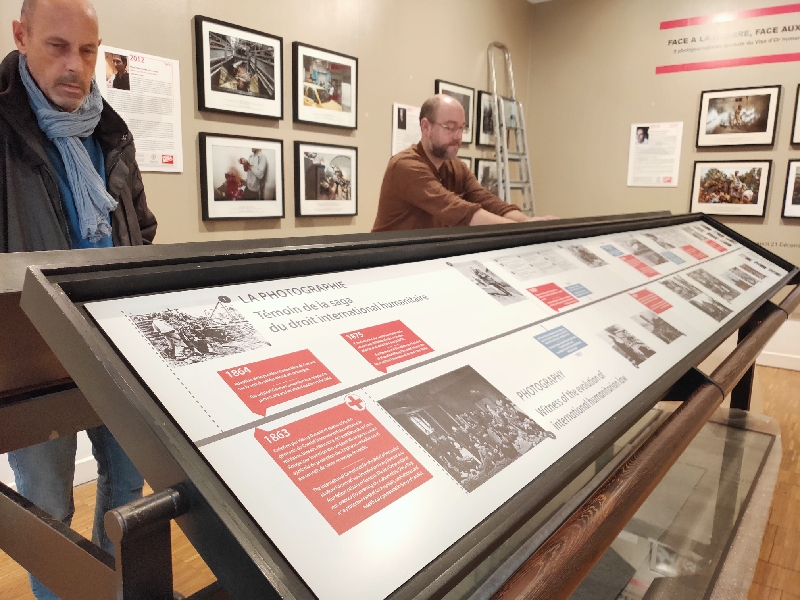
left=19, top=213, right=797, bottom=600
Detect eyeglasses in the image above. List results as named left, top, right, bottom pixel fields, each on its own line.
left=431, top=121, right=466, bottom=135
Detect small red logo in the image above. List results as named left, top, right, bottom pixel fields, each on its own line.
left=345, top=395, right=366, bottom=411
left=663, top=177, right=672, bottom=183
left=161, top=155, right=174, bottom=164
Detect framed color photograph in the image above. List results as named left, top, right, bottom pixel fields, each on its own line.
left=474, top=158, right=498, bottom=195
left=199, top=133, right=284, bottom=220
left=689, top=160, right=771, bottom=217
left=435, top=80, right=475, bottom=144
left=294, top=142, right=357, bottom=217
left=783, top=160, right=800, bottom=218
left=696, top=85, right=781, bottom=147
left=195, top=16, right=283, bottom=119
left=292, top=42, right=357, bottom=129
left=458, top=156, right=472, bottom=170
left=792, top=84, right=800, bottom=145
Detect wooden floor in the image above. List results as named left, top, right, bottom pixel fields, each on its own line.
left=1, top=365, right=799, bottom=599
left=0, top=482, right=216, bottom=599
left=749, top=366, right=800, bottom=600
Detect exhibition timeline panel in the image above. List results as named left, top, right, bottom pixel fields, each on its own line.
left=85, top=221, right=787, bottom=600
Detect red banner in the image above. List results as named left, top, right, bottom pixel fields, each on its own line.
left=619, top=255, right=659, bottom=278
left=705, top=239, right=728, bottom=253
left=256, top=402, right=432, bottom=534
left=219, top=349, right=340, bottom=416
left=341, top=321, right=433, bottom=373
left=681, top=245, right=709, bottom=261
left=630, top=289, right=673, bottom=314
left=528, top=283, right=579, bottom=311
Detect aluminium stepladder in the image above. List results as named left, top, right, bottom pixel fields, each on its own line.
left=487, top=42, right=536, bottom=216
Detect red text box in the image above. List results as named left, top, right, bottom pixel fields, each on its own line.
left=619, top=255, right=659, bottom=278
left=527, top=283, right=579, bottom=311
left=219, top=349, right=340, bottom=416
left=630, top=289, right=673, bottom=314
left=681, top=245, right=708, bottom=260
left=705, top=239, right=727, bottom=253
left=256, top=402, right=432, bottom=534
left=342, top=321, right=433, bottom=373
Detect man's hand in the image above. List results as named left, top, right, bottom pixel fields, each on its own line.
left=505, top=210, right=559, bottom=223
left=469, top=209, right=517, bottom=226
left=238, top=158, right=251, bottom=171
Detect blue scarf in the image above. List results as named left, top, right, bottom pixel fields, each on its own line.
left=19, top=54, right=117, bottom=242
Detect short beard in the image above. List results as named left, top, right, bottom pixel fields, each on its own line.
left=429, top=140, right=458, bottom=160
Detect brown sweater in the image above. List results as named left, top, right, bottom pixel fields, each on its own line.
left=371, top=143, right=521, bottom=232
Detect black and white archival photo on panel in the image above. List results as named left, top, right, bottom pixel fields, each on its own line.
left=130, top=298, right=269, bottom=368
left=378, top=366, right=555, bottom=493
left=631, top=310, right=685, bottom=345
left=687, top=268, right=740, bottom=303
left=449, top=260, right=526, bottom=306
left=599, top=325, right=656, bottom=369
left=689, top=294, right=733, bottom=322
left=564, top=244, right=607, bottom=268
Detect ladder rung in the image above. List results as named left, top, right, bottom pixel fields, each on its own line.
left=508, top=182, right=528, bottom=189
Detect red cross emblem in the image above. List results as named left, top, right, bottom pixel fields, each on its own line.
left=345, top=395, right=365, bottom=411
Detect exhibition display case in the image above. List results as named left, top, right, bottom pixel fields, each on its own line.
left=4, top=212, right=799, bottom=600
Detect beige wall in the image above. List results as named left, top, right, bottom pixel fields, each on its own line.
left=0, top=0, right=536, bottom=244
left=528, top=0, right=800, bottom=266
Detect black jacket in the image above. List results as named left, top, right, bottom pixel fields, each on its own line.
left=0, top=50, right=157, bottom=252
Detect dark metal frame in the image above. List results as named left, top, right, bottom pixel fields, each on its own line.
left=782, top=159, right=800, bottom=219
left=791, top=83, right=800, bottom=145
left=435, top=79, right=475, bottom=144
left=194, top=15, right=284, bottom=120
left=689, top=159, right=772, bottom=218
left=198, top=132, right=286, bottom=221
left=291, top=41, right=358, bottom=129
left=293, top=140, right=358, bottom=217
left=15, top=213, right=798, bottom=600
left=695, top=84, right=782, bottom=148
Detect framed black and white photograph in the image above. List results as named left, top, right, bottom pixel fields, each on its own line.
left=476, top=91, right=496, bottom=147
left=474, top=158, right=498, bottom=195
left=792, top=84, right=800, bottom=145
left=783, top=160, right=800, bottom=218
left=292, top=42, right=357, bottom=129
left=696, top=85, right=781, bottom=147
left=195, top=16, right=283, bottom=119
left=458, top=156, right=472, bottom=170
left=199, top=133, right=284, bottom=220
left=294, top=142, right=357, bottom=217
left=435, top=80, right=474, bottom=144
left=689, top=160, right=771, bottom=217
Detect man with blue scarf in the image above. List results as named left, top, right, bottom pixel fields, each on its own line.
left=0, top=0, right=157, bottom=598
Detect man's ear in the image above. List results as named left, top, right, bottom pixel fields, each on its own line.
left=12, top=19, right=27, bottom=53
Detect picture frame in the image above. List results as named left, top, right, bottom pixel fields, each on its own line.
left=292, top=42, right=358, bottom=129
left=294, top=141, right=358, bottom=217
left=474, top=158, right=499, bottom=195
left=476, top=91, right=496, bottom=147
left=696, top=85, right=781, bottom=147
left=194, top=16, right=283, bottom=119
left=435, top=80, right=475, bottom=144
left=792, top=84, right=800, bottom=145
left=458, top=156, right=472, bottom=170
left=199, top=133, right=285, bottom=220
left=689, top=160, right=771, bottom=217
left=783, top=160, right=800, bottom=218
left=476, top=91, right=517, bottom=147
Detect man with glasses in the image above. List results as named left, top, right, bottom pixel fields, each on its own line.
left=373, top=94, right=555, bottom=231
